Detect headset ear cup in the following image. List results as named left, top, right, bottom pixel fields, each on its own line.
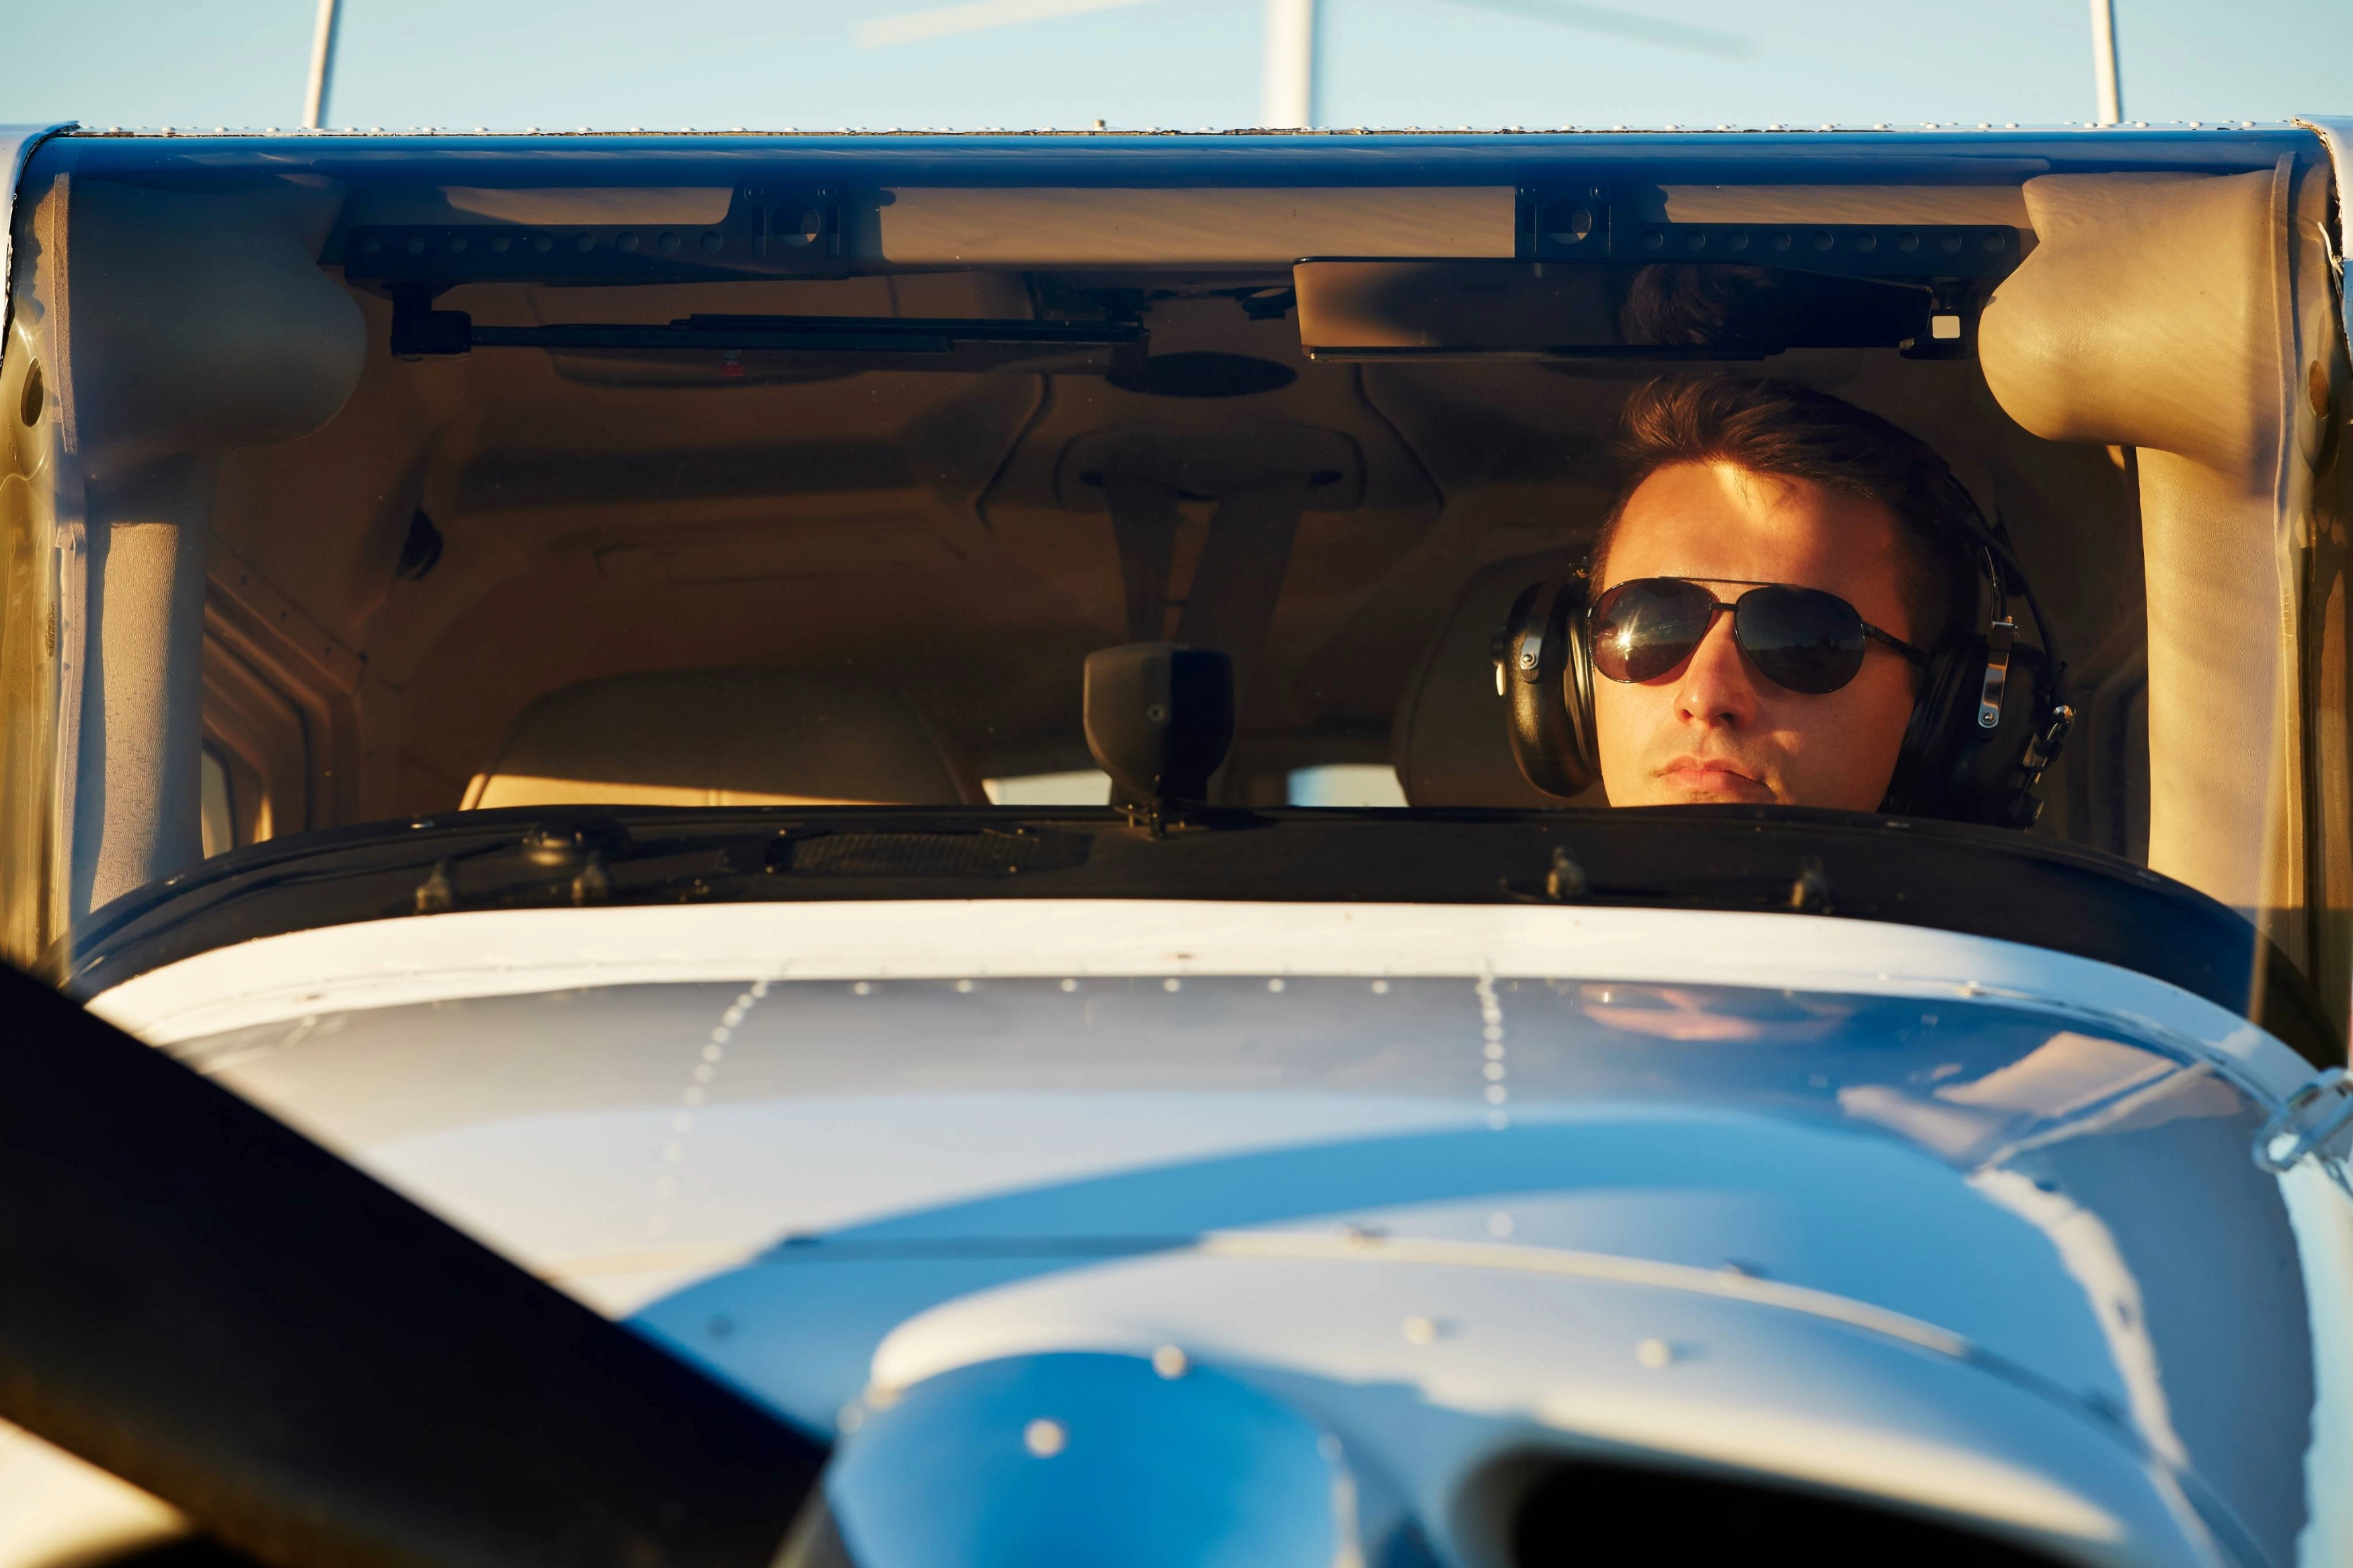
left=1883, top=640, right=1979, bottom=815
left=1498, top=581, right=1599, bottom=798
left=1886, top=636, right=2063, bottom=824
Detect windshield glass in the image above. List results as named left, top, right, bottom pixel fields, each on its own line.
left=2, top=128, right=2346, bottom=1053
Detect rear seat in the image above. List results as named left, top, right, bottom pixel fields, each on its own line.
left=461, top=668, right=984, bottom=809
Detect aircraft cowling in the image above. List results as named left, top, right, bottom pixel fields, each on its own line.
left=83, top=901, right=2353, bottom=1568
left=782, top=1350, right=1430, bottom=1568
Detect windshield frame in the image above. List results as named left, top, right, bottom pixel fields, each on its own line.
left=6, top=126, right=2350, bottom=1074
left=58, top=802, right=2340, bottom=1068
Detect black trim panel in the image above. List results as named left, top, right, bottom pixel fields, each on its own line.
left=61, top=804, right=2338, bottom=1069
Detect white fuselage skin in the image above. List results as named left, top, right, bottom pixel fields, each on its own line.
left=9, top=901, right=2348, bottom=1568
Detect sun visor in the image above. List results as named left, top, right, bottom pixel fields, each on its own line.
left=1295, top=259, right=1933, bottom=360
left=58, top=179, right=365, bottom=475
left=1979, top=171, right=2288, bottom=476
left=869, top=186, right=1517, bottom=266
left=337, top=185, right=735, bottom=226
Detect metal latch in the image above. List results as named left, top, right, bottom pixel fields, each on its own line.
left=1977, top=616, right=2016, bottom=731
left=2253, top=1067, right=2353, bottom=1171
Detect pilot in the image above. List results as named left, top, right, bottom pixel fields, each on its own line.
left=1585, top=376, right=1979, bottom=811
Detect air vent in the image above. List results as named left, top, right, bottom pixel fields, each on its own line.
left=1511, top=1460, right=2070, bottom=1566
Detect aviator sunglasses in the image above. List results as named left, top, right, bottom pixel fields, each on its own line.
left=1589, top=577, right=1928, bottom=696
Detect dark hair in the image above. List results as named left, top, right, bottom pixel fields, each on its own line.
left=1590, top=376, right=1982, bottom=658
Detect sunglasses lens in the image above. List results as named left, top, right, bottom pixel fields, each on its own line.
left=1589, top=579, right=1719, bottom=684
left=1733, top=586, right=1868, bottom=694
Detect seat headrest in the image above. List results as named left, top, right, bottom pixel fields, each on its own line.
left=1392, top=552, right=1602, bottom=808
left=462, top=668, right=983, bottom=811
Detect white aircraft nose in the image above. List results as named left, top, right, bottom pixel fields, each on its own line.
left=814, top=1350, right=1399, bottom=1568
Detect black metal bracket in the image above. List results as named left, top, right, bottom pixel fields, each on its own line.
left=388, top=300, right=1146, bottom=363
left=388, top=285, right=471, bottom=357
left=1519, top=183, right=2022, bottom=280
left=1892, top=282, right=1981, bottom=361
left=343, top=185, right=848, bottom=289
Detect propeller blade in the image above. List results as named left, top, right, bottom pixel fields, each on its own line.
left=0, top=961, right=826, bottom=1568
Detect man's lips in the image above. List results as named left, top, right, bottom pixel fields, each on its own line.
left=1657, top=757, right=1771, bottom=797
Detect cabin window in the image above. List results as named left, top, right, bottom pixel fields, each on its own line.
left=1287, top=765, right=1407, bottom=808
left=984, top=770, right=1114, bottom=807
left=196, top=745, right=236, bottom=860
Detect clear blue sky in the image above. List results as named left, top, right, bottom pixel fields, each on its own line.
left=3, top=0, right=2346, bottom=134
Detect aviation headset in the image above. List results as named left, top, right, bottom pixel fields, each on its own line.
left=1494, top=473, right=2077, bottom=828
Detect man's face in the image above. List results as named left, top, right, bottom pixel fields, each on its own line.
left=1592, top=461, right=1919, bottom=810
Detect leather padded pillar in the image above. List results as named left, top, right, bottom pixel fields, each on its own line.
left=53, top=177, right=364, bottom=914
left=1980, top=167, right=2307, bottom=915
left=74, top=459, right=216, bottom=915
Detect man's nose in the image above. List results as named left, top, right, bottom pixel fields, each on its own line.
left=1673, top=615, right=1760, bottom=729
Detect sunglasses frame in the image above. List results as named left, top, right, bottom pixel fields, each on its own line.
left=1588, top=575, right=1929, bottom=695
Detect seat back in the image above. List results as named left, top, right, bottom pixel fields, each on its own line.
left=1391, top=552, right=1603, bottom=808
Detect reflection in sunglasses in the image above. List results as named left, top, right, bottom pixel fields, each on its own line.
left=1589, top=577, right=1923, bottom=696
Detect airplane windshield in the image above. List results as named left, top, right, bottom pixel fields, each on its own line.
left=1, top=128, right=2346, bottom=1059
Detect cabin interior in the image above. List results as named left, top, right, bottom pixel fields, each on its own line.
left=0, top=138, right=2347, bottom=1023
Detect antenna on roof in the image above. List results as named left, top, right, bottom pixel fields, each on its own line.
left=303, top=0, right=342, bottom=130
left=2088, top=0, right=2124, bottom=125
left=1262, top=0, right=1318, bottom=128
